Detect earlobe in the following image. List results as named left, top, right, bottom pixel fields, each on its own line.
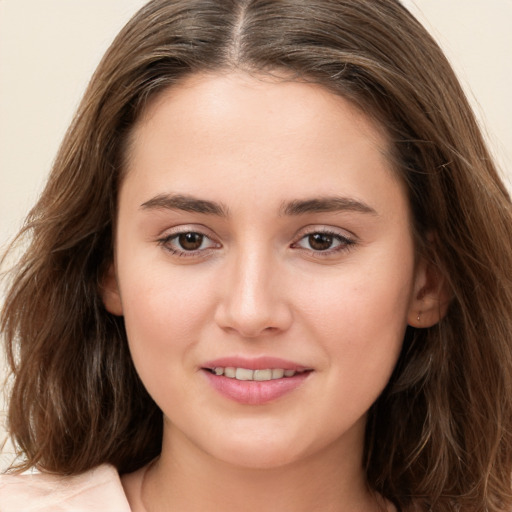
left=407, top=256, right=451, bottom=328
left=100, top=263, right=124, bottom=316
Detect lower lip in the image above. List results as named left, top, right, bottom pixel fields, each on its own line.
left=203, top=370, right=311, bottom=405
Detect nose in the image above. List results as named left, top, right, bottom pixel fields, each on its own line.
left=214, top=247, right=293, bottom=338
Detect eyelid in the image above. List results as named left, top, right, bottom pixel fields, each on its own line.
left=154, top=224, right=357, bottom=259
left=297, top=224, right=356, bottom=238
left=156, top=223, right=217, bottom=240
left=291, top=225, right=357, bottom=256
left=156, top=225, right=221, bottom=257
left=293, top=225, right=357, bottom=242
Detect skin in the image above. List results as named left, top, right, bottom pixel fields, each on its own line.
left=102, top=71, right=443, bottom=511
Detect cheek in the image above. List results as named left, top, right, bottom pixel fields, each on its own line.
left=300, top=254, right=413, bottom=334
left=295, top=244, right=415, bottom=385
left=116, top=260, right=219, bottom=374
left=116, top=270, right=212, bottom=413
left=118, top=232, right=220, bottom=320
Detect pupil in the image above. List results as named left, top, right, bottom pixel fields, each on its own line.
left=179, top=232, right=203, bottom=250
left=309, top=233, right=333, bottom=251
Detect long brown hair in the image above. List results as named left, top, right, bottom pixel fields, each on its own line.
left=2, top=1, right=512, bottom=510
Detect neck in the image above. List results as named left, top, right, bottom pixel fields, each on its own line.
left=136, top=423, right=385, bottom=512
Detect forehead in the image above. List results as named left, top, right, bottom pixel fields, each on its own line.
left=127, top=71, right=393, bottom=168
left=120, top=71, right=406, bottom=221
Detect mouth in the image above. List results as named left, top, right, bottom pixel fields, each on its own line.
left=201, top=358, right=313, bottom=405
left=205, top=367, right=310, bottom=381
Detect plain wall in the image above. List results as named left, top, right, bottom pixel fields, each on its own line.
left=1, top=0, right=511, bottom=467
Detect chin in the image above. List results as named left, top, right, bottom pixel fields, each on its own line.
left=203, top=426, right=318, bottom=470
left=216, top=443, right=304, bottom=470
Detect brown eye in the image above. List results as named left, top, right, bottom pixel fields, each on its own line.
left=178, top=232, right=204, bottom=251
left=158, top=230, right=219, bottom=256
left=293, top=230, right=355, bottom=255
left=308, top=233, right=334, bottom=251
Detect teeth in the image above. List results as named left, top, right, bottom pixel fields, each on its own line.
left=224, top=367, right=236, bottom=378
left=254, top=369, right=272, bottom=381
left=235, top=368, right=254, bottom=381
left=272, top=368, right=284, bottom=379
left=210, top=367, right=301, bottom=381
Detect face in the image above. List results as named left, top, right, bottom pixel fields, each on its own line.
left=104, top=72, right=428, bottom=470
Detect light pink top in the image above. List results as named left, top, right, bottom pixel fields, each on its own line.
left=0, top=464, right=131, bottom=511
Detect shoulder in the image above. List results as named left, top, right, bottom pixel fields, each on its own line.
left=0, top=463, right=131, bottom=511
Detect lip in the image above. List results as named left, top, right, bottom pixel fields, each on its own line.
left=202, top=356, right=309, bottom=372
left=201, top=356, right=312, bottom=405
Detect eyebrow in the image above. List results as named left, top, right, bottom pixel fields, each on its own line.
left=140, top=193, right=377, bottom=217
left=280, top=196, right=378, bottom=216
left=140, top=193, right=229, bottom=216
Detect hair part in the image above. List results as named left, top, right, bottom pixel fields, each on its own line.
left=2, top=1, right=512, bottom=510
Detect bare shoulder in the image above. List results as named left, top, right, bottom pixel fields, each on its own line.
left=0, top=464, right=131, bottom=511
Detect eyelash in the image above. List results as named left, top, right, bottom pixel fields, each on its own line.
left=291, top=229, right=356, bottom=257
left=157, top=230, right=219, bottom=258
left=157, top=228, right=356, bottom=258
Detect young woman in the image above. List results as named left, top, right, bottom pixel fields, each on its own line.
left=1, top=1, right=512, bottom=511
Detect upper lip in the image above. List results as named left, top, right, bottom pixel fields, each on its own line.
left=201, top=356, right=310, bottom=371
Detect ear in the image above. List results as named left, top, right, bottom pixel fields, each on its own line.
left=100, top=263, right=124, bottom=316
left=407, top=256, right=451, bottom=328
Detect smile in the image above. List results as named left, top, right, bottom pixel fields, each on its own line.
left=202, top=360, right=313, bottom=404
left=208, top=367, right=305, bottom=381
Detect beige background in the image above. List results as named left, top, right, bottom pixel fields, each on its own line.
left=1, top=0, right=511, bottom=466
